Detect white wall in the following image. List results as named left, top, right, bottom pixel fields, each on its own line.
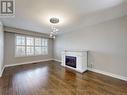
left=0, top=22, right=4, bottom=76
left=54, top=16, right=127, bottom=77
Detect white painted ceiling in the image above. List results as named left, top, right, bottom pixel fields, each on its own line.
left=0, top=0, right=127, bottom=34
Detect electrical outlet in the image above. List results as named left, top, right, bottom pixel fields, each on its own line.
left=88, top=63, right=93, bottom=68
left=90, top=64, right=93, bottom=68
left=88, top=64, right=91, bottom=68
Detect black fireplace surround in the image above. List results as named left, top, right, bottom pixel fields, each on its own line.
left=65, top=56, right=76, bottom=68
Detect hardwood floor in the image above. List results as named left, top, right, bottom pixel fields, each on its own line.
left=0, top=61, right=127, bottom=95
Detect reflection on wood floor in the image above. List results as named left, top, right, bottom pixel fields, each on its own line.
left=0, top=61, right=127, bottom=95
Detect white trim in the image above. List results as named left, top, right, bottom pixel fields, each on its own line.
left=88, top=68, right=127, bottom=81
left=0, top=58, right=53, bottom=77
left=5, top=59, right=53, bottom=68
left=53, top=59, right=61, bottom=62
left=0, top=66, right=5, bottom=77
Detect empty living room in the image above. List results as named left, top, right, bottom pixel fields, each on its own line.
left=0, top=0, right=127, bottom=95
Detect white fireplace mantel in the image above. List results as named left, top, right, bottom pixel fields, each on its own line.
left=61, top=50, right=88, bottom=73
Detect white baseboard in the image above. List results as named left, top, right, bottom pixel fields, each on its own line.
left=0, top=58, right=53, bottom=77
left=5, top=59, right=53, bottom=68
left=0, top=66, right=5, bottom=77
left=88, top=68, right=127, bottom=81
left=53, top=59, right=61, bottom=62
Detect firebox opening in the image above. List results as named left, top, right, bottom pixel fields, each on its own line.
left=65, top=56, right=76, bottom=68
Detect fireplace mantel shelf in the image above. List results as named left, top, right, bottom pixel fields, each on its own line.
left=64, top=50, right=88, bottom=52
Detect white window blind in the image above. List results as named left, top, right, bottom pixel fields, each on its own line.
left=15, top=34, right=48, bottom=57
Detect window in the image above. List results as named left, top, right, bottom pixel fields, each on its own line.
left=42, top=38, right=48, bottom=55
left=35, top=38, right=42, bottom=55
left=15, top=35, right=25, bottom=56
left=15, top=34, right=48, bottom=57
left=26, top=37, right=34, bottom=56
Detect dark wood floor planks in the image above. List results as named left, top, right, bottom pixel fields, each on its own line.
left=0, top=60, right=127, bottom=95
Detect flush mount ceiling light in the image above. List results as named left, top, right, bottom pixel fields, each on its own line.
left=49, top=18, right=59, bottom=38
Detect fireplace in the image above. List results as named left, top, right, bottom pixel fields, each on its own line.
left=65, top=56, right=76, bottom=68
left=61, top=50, right=88, bottom=73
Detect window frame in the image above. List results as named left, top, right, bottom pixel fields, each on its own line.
left=15, top=34, right=48, bottom=57
left=41, top=38, right=48, bottom=55
left=34, top=37, right=43, bottom=56
left=26, top=36, right=34, bottom=56
left=15, top=34, right=26, bottom=57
